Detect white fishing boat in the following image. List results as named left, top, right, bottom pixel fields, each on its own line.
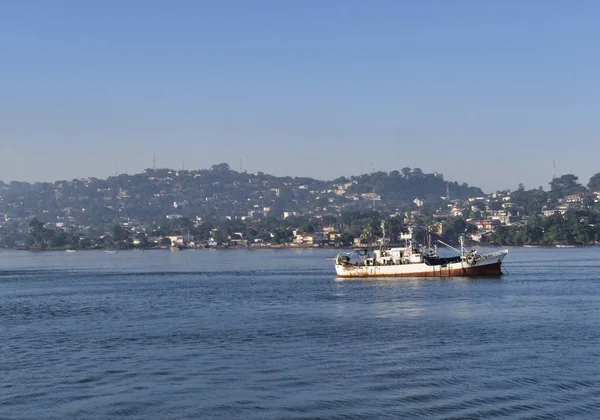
left=334, top=225, right=508, bottom=278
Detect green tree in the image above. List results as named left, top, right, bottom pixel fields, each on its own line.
left=442, top=218, right=472, bottom=243
left=136, top=233, right=151, bottom=249
left=491, top=226, right=519, bottom=245
left=543, top=213, right=573, bottom=244
left=211, top=163, right=231, bottom=173
left=67, top=234, right=82, bottom=250
left=549, top=174, right=585, bottom=202
left=111, top=225, right=131, bottom=243
left=588, top=173, right=600, bottom=192
left=271, top=228, right=293, bottom=244
left=488, top=201, right=503, bottom=211
left=49, top=231, right=68, bottom=248
left=297, top=223, right=317, bottom=234
left=359, top=225, right=374, bottom=244
left=80, top=236, right=93, bottom=249
left=386, top=217, right=404, bottom=243
left=244, top=227, right=258, bottom=242
left=27, top=218, right=47, bottom=249
left=412, top=168, right=424, bottom=177
left=213, top=230, right=227, bottom=245
left=473, top=202, right=486, bottom=211
left=335, top=232, right=355, bottom=246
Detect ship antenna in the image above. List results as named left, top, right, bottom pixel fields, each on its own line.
left=380, top=220, right=386, bottom=251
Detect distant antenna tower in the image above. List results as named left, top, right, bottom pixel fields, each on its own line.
left=153, top=152, right=156, bottom=170
left=446, top=182, right=450, bottom=200
left=182, top=160, right=185, bottom=171
left=115, top=164, right=119, bottom=176
left=552, top=160, right=556, bottom=179
left=240, top=158, right=243, bottom=173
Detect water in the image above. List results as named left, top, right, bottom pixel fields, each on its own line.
left=2, top=247, right=600, bottom=419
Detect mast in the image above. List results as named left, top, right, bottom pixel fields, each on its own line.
left=427, top=228, right=431, bottom=251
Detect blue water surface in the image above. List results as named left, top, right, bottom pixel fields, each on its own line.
left=2, top=247, right=600, bottom=419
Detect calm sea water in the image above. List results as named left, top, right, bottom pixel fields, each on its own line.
left=2, top=247, right=600, bottom=419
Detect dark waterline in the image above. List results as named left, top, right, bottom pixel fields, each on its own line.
left=2, top=248, right=600, bottom=419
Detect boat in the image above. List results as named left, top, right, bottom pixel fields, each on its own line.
left=66, top=249, right=77, bottom=253
left=522, top=245, right=539, bottom=248
left=103, top=250, right=117, bottom=254
left=556, top=244, right=575, bottom=248
left=333, top=226, right=508, bottom=278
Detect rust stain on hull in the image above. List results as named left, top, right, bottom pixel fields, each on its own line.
left=336, top=262, right=503, bottom=278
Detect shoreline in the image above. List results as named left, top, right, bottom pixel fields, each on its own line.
left=6, top=243, right=527, bottom=252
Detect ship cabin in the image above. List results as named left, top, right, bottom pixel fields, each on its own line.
left=372, top=246, right=424, bottom=265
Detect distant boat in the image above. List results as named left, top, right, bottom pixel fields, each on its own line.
left=66, top=249, right=77, bottom=253
left=104, top=250, right=118, bottom=253
left=556, top=244, right=575, bottom=248
left=522, top=245, right=539, bottom=248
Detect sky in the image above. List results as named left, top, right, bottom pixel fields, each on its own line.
left=1, top=0, right=599, bottom=193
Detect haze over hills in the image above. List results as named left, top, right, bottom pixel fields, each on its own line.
left=0, top=163, right=480, bottom=247
left=0, top=163, right=483, bottom=222
left=1, top=162, right=600, bottom=249
left=0, top=165, right=563, bottom=195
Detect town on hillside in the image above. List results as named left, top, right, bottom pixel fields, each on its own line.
left=1, top=164, right=599, bottom=250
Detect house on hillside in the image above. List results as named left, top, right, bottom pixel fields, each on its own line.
left=474, top=219, right=501, bottom=232
left=565, top=193, right=584, bottom=204
left=293, top=232, right=327, bottom=245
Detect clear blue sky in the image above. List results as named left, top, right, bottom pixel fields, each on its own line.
left=1, top=0, right=599, bottom=192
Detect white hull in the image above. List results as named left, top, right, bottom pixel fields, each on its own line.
left=335, top=250, right=508, bottom=278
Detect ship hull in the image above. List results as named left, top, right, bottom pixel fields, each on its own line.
left=335, top=251, right=507, bottom=278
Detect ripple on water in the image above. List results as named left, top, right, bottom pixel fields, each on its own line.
left=3, top=248, right=600, bottom=419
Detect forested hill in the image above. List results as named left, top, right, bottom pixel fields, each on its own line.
left=0, top=164, right=482, bottom=223
left=344, top=168, right=483, bottom=201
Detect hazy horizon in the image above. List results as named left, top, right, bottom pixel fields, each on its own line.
left=2, top=1, right=599, bottom=193
left=0, top=161, right=590, bottom=196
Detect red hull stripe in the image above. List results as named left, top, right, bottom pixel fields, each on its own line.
left=337, top=262, right=503, bottom=278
